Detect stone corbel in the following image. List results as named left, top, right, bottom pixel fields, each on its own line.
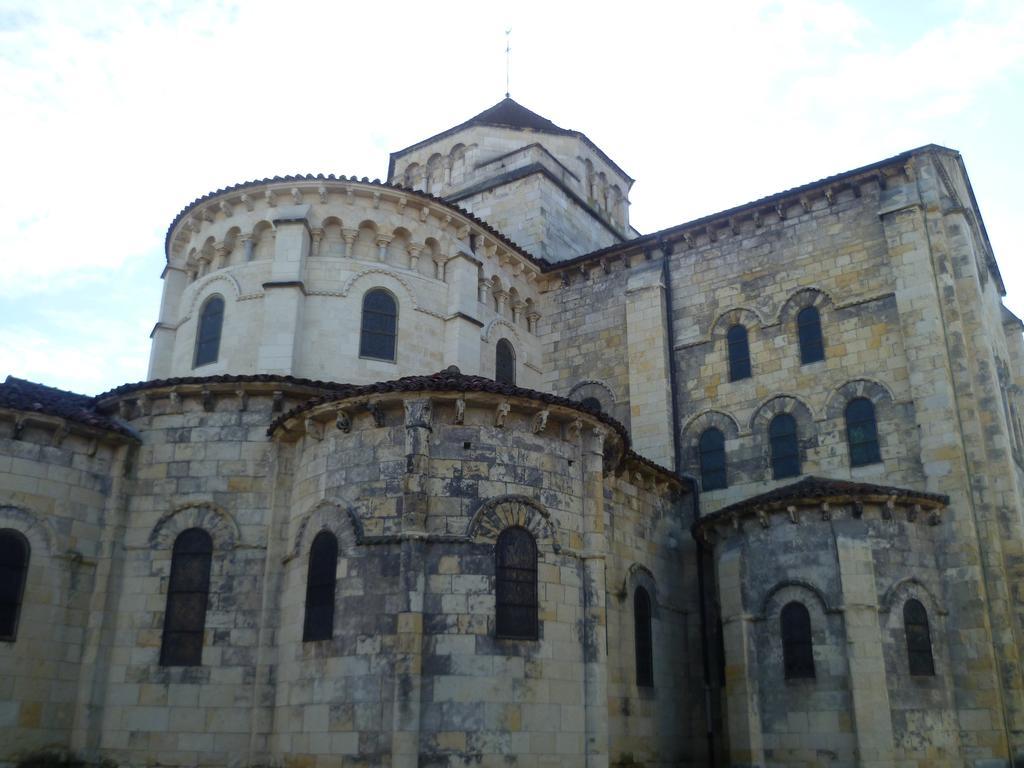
left=532, top=409, right=549, bottom=434
left=235, top=389, right=248, bottom=412
left=729, top=217, right=740, bottom=236
left=86, top=438, right=98, bottom=457
left=219, top=201, right=233, bottom=218
left=756, top=508, right=770, bottom=528
left=683, top=232, right=696, bottom=248
left=420, top=206, right=430, bottom=223
left=775, top=201, right=787, bottom=220
left=318, top=186, right=328, bottom=204
left=372, top=191, right=381, bottom=209
left=265, top=189, right=277, bottom=207
left=272, top=391, right=284, bottom=412
left=404, top=398, right=432, bottom=429
left=495, top=401, right=511, bottom=428
left=203, top=208, right=215, bottom=223
left=396, top=196, right=407, bottom=214
left=706, top=225, right=717, bottom=243
left=335, top=409, right=352, bottom=433
left=928, top=508, right=941, bottom=526
left=907, top=504, right=920, bottom=523
left=752, top=211, right=762, bottom=228
left=240, top=193, right=254, bottom=212
left=800, top=196, right=812, bottom=213
left=820, top=502, right=831, bottom=521
left=852, top=501, right=864, bottom=518
left=169, top=391, right=182, bottom=413
left=731, top=514, right=741, bottom=531
left=305, top=417, right=324, bottom=441
left=290, top=188, right=303, bottom=205
left=10, top=417, right=24, bottom=440
left=456, top=225, right=470, bottom=242
left=454, top=398, right=465, bottom=424
left=201, top=389, right=214, bottom=412
left=824, top=187, right=835, bottom=207
left=787, top=505, right=799, bottom=524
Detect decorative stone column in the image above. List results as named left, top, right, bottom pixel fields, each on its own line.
left=376, top=233, right=393, bottom=262
left=581, top=425, right=610, bottom=766
left=408, top=243, right=422, bottom=271
left=240, top=233, right=254, bottom=262
left=342, top=228, right=358, bottom=258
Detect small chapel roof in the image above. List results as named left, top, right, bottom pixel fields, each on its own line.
left=0, top=376, right=135, bottom=437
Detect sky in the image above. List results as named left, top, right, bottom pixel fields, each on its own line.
left=1, top=0, right=1022, bottom=395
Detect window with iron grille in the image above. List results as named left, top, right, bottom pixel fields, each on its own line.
left=845, top=397, right=881, bottom=467
left=904, top=599, right=935, bottom=676
left=160, top=528, right=212, bottom=667
left=781, top=601, right=815, bottom=679
left=769, top=413, right=801, bottom=479
left=495, top=339, right=516, bottom=386
left=797, top=306, right=824, bottom=364
left=0, top=529, right=29, bottom=642
left=194, top=295, right=225, bottom=367
left=727, top=324, right=751, bottom=381
left=495, top=527, right=537, bottom=639
left=699, top=427, right=727, bottom=490
left=634, top=586, right=654, bottom=687
left=303, top=531, right=338, bottom=642
left=359, top=289, right=398, bottom=361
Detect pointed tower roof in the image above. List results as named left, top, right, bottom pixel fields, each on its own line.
left=389, top=98, right=632, bottom=183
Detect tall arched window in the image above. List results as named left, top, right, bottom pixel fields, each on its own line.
left=769, top=413, right=801, bottom=479
left=904, top=599, right=935, bottom=676
left=781, top=601, right=815, bottom=679
left=727, top=324, right=751, bottom=381
left=495, top=339, right=516, bottom=386
left=699, top=428, right=727, bottom=491
left=303, top=531, right=338, bottom=642
left=193, top=295, right=225, bottom=367
left=495, top=527, right=537, bottom=639
left=160, top=528, right=213, bottom=667
left=797, top=306, right=824, bottom=364
left=634, top=586, right=654, bottom=687
left=359, top=289, right=398, bottom=361
left=0, top=530, right=29, bottom=642
left=845, top=398, right=881, bottom=467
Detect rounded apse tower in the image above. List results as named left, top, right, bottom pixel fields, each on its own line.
left=149, top=176, right=545, bottom=388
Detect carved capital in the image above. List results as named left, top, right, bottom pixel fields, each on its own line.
left=404, top=398, right=432, bottom=429
left=532, top=409, right=549, bottom=434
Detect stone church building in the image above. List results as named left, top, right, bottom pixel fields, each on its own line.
left=2, top=98, right=1024, bottom=768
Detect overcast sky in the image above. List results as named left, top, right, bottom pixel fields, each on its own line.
left=1, top=0, right=1022, bottom=395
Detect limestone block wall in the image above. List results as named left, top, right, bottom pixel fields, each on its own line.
left=0, top=419, right=127, bottom=761
left=667, top=180, right=924, bottom=512
left=152, top=179, right=545, bottom=387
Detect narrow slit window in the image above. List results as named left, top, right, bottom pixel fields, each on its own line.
left=699, top=427, right=727, bottom=491
left=797, top=306, right=824, bottom=364
left=495, top=527, right=537, bottom=639
left=634, top=586, right=654, bottom=687
left=845, top=398, right=881, bottom=467
left=160, top=528, right=212, bottom=667
left=727, top=324, right=751, bottom=381
left=495, top=339, right=516, bottom=386
left=781, top=601, right=815, bottom=679
left=193, top=295, right=225, bottom=367
left=904, top=599, right=935, bottom=676
left=0, top=530, right=29, bottom=642
left=359, top=289, right=398, bottom=361
left=303, top=531, right=338, bottom=642
left=769, top=413, right=801, bottom=479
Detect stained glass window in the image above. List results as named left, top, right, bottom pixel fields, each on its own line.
left=160, top=528, right=212, bottom=666
left=194, top=296, right=224, bottom=367
left=359, top=289, right=398, bottom=361
left=495, top=527, right=537, bottom=639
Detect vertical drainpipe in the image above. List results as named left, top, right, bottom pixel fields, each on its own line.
left=658, top=241, right=717, bottom=767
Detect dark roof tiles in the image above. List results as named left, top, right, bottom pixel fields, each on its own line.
left=0, top=376, right=134, bottom=437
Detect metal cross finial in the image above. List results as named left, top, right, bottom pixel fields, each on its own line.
left=505, top=28, right=511, bottom=98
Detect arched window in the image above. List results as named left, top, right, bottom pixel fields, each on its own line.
left=495, top=527, right=537, bottom=639
left=0, top=530, right=29, bottom=642
left=495, top=339, right=516, bottom=386
left=634, top=586, right=654, bottom=687
left=699, top=428, right=727, bottom=491
left=845, top=398, right=881, bottom=467
left=781, top=601, right=815, bottom=679
left=797, top=306, right=824, bottom=364
left=769, top=413, right=801, bottom=479
left=727, top=324, right=751, bottom=381
left=904, top=599, right=935, bottom=676
left=579, top=396, right=601, bottom=412
left=193, top=295, right=225, bottom=367
left=303, top=531, right=338, bottom=642
left=160, top=528, right=212, bottom=667
left=359, top=289, right=398, bottom=361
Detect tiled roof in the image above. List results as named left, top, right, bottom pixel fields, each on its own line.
left=164, top=173, right=547, bottom=268
left=702, top=475, right=949, bottom=525
left=0, top=376, right=134, bottom=438
left=94, top=373, right=351, bottom=402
